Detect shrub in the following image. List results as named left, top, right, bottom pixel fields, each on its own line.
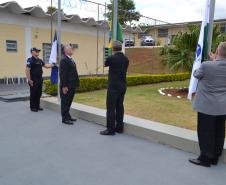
left=43, top=73, right=190, bottom=96
left=43, top=81, right=58, bottom=96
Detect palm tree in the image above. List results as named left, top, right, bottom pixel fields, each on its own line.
left=161, top=24, right=226, bottom=72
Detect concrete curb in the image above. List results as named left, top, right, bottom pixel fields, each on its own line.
left=41, top=97, right=226, bottom=164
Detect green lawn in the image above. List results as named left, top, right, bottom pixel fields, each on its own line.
left=74, top=80, right=198, bottom=130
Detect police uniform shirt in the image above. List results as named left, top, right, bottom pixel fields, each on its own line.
left=26, top=56, right=45, bottom=78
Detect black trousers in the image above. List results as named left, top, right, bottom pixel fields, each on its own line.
left=30, top=78, right=43, bottom=109
left=198, top=112, right=226, bottom=159
left=60, top=87, right=75, bottom=121
left=106, top=89, right=126, bottom=131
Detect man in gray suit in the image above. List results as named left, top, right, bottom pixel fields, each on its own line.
left=189, top=42, right=226, bottom=167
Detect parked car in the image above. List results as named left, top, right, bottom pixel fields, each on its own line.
left=125, top=39, right=135, bottom=47
left=141, top=36, right=155, bottom=46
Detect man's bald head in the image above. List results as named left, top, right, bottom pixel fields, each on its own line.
left=63, top=44, right=73, bottom=56
left=113, top=41, right=122, bottom=52
left=217, top=42, right=226, bottom=59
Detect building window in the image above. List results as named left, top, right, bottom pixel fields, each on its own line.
left=169, top=35, right=176, bottom=44
left=220, top=24, right=226, bottom=33
left=158, top=29, right=168, bottom=37
left=6, top=40, right=17, bottom=52
left=42, top=43, right=51, bottom=63
left=70, top=43, right=79, bottom=49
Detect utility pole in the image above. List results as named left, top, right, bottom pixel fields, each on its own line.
left=207, top=0, right=216, bottom=54
left=57, top=0, right=61, bottom=101
left=113, top=0, right=118, bottom=41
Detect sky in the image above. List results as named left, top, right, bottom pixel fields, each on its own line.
left=0, top=0, right=226, bottom=23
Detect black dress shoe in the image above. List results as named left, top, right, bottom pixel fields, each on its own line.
left=188, top=158, right=211, bottom=167
left=31, top=108, right=38, bottom=112
left=38, top=107, right=43, bottom=111
left=211, top=158, right=219, bottom=165
left=62, top=120, right=74, bottom=125
left=69, top=118, right=77, bottom=122
left=115, top=125, right=124, bottom=134
left=100, top=129, right=115, bottom=136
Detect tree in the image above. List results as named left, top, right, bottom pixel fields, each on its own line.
left=106, top=0, right=140, bottom=25
left=47, top=6, right=57, bottom=14
left=160, top=24, right=226, bottom=72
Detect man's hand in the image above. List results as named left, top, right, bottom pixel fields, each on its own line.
left=52, top=63, right=59, bottom=67
left=28, top=79, right=33, bottom=87
left=62, top=87, right=69, bottom=95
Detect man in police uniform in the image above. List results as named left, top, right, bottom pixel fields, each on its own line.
left=100, top=41, right=129, bottom=135
left=25, top=48, right=54, bottom=112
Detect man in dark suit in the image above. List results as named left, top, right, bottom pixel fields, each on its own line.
left=189, top=42, right=226, bottom=167
left=100, top=41, right=129, bottom=136
left=60, top=44, right=80, bottom=125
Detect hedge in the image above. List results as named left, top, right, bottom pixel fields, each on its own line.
left=43, top=73, right=190, bottom=96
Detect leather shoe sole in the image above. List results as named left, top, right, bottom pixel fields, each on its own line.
left=62, top=120, right=74, bottom=125
left=100, top=130, right=115, bottom=136
left=70, top=118, right=77, bottom=122
left=31, top=108, right=38, bottom=112
left=115, top=128, right=124, bottom=134
left=211, top=158, right=218, bottom=165
left=188, top=158, right=211, bottom=167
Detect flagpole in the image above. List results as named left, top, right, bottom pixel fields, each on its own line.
left=50, top=0, right=53, bottom=44
left=207, top=0, right=216, bottom=55
left=113, top=0, right=118, bottom=41
left=57, top=0, right=61, bottom=102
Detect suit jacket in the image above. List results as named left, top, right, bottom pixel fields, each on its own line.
left=193, top=59, right=226, bottom=115
left=105, top=52, right=129, bottom=91
left=60, top=55, right=80, bottom=89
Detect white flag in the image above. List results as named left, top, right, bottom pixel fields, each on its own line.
left=49, top=32, right=57, bottom=64
left=187, top=0, right=210, bottom=100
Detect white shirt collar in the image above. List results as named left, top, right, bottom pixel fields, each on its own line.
left=66, top=55, right=73, bottom=59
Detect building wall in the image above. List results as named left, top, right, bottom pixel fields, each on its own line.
left=0, top=23, right=26, bottom=77
left=0, top=10, right=108, bottom=78
left=147, top=21, right=226, bottom=46
left=147, top=26, right=189, bottom=46
left=125, top=47, right=174, bottom=74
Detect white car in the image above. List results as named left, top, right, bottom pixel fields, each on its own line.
left=141, top=36, right=155, bottom=46
left=125, top=39, right=135, bottom=47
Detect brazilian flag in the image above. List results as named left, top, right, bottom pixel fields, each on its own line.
left=108, top=3, right=123, bottom=56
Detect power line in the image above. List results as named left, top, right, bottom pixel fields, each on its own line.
left=43, top=0, right=171, bottom=26
left=81, top=0, right=171, bottom=25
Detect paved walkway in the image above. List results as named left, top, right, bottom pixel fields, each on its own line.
left=0, top=84, right=27, bottom=92
left=0, top=101, right=226, bottom=185
left=0, top=84, right=49, bottom=102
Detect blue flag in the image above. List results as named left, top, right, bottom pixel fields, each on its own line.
left=49, top=32, right=58, bottom=84
left=50, top=66, right=58, bottom=84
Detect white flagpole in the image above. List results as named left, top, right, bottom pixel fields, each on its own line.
left=57, top=0, right=61, bottom=102
left=207, top=0, right=216, bottom=55
left=113, top=0, right=118, bottom=41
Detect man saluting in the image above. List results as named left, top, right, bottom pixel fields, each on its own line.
left=25, top=47, right=54, bottom=112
